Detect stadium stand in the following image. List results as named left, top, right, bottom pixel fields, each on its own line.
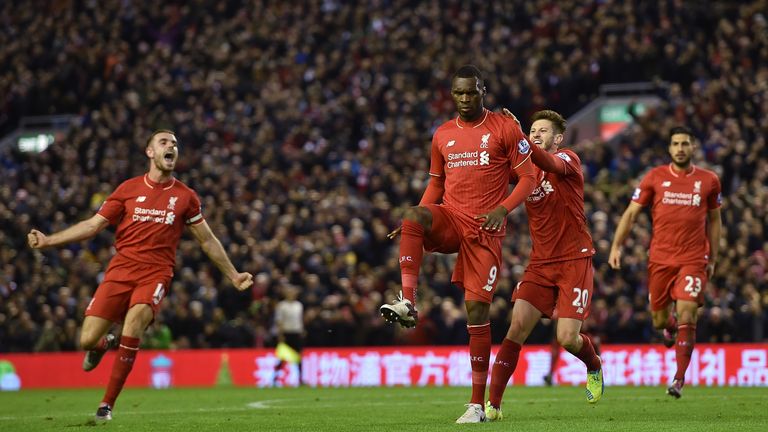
left=1, top=0, right=766, bottom=351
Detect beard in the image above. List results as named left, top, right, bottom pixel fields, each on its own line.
left=671, top=155, right=692, bottom=169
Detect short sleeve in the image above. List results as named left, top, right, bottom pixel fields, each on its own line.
left=97, top=184, right=126, bottom=225
left=554, top=149, right=582, bottom=176
left=632, top=171, right=655, bottom=207
left=707, top=174, right=722, bottom=210
left=185, top=190, right=204, bottom=225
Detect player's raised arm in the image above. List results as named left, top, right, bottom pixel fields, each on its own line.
left=608, top=201, right=643, bottom=269
left=503, top=108, right=573, bottom=176
left=27, top=214, right=109, bottom=249
left=187, top=219, right=253, bottom=290
left=500, top=121, right=537, bottom=212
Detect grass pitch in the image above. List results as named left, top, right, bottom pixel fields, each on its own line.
left=0, top=386, right=765, bottom=431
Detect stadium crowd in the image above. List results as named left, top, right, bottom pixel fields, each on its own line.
left=1, top=0, right=766, bottom=352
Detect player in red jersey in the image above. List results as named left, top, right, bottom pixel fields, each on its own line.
left=27, top=130, right=254, bottom=420
left=484, top=110, right=603, bottom=421
left=379, top=65, right=537, bottom=423
left=609, top=126, right=722, bottom=398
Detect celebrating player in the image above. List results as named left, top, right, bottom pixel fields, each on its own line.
left=379, top=65, right=537, bottom=423
left=485, top=110, right=603, bottom=422
left=609, top=126, right=721, bottom=398
left=27, top=130, right=254, bottom=420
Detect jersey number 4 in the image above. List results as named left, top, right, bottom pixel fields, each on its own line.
left=684, top=276, right=702, bottom=297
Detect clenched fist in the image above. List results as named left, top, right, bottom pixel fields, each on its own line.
left=27, top=229, right=48, bottom=249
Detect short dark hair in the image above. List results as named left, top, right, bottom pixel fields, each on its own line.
left=146, top=129, right=175, bottom=148
left=453, top=65, right=484, bottom=87
left=531, top=110, right=567, bottom=134
left=669, top=126, right=693, bottom=141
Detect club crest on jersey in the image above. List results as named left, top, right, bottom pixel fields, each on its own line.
left=518, top=139, right=530, bottom=155
left=693, top=181, right=701, bottom=193
left=167, top=196, right=178, bottom=210
left=480, top=133, right=490, bottom=148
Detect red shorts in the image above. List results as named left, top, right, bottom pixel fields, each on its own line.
left=422, top=204, right=503, bottom=304
left=85, top=257, right=172, bottom=323
left=512, top=257, right=594, bottom=320
left=647, top=262, right=707, bottom=311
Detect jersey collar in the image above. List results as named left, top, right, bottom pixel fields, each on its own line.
left=455, top=109, right=489, bottom=129
left=144, top=174, right=176, bottom=190
left=668, top=163, right=696, bottom=178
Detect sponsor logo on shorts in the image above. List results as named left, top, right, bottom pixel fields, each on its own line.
left=152, top=283, right=165, bottom=305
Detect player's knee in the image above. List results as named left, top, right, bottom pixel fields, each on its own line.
left=557, top=331, right=580, bottom=352
left=651, top=315, right=668, bottom=330
left=402, top=206, right=430, bottom=227
left=506, top=319, right=528, bottom=343
left=80, top=331, right=100, bottom=350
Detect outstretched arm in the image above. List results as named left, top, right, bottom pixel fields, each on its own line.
left=28, top=214, right=109, bottom=249
left=188, top=220, right=254, bottom=290
left=530, top=143, right=569, bottom=175
left=608, top=201, right=644, bottom=269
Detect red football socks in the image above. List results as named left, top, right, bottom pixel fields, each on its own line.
left=488, top=338, right=521, bottom=408
left=674, top=324, right=696, bottom=381
left=102, top=336, right=140, bottom=407
left=467, top=323, right=491, bottom=405
left=399, top=220, right=424, bottom=303
left=573, top=333, right=601, bottom=372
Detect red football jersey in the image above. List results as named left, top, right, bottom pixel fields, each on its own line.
left=429, top=109, right=532, bottom=227
left=524, top=148, right=594, bottom=263
left=98, top=174, right=204, bottom=269
left=632, top=164, right=721, bottom=265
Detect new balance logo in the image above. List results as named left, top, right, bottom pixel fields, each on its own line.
left=136, top=196, right=147, bottom=202
left=662, top=181, right=671, bottom=187
left=447, top=140, right=456, bottom=147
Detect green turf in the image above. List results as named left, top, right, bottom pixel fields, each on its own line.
left=0, top=386, right=765, bottom=431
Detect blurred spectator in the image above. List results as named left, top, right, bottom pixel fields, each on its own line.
left=1, top=0, right=766, bottom=351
